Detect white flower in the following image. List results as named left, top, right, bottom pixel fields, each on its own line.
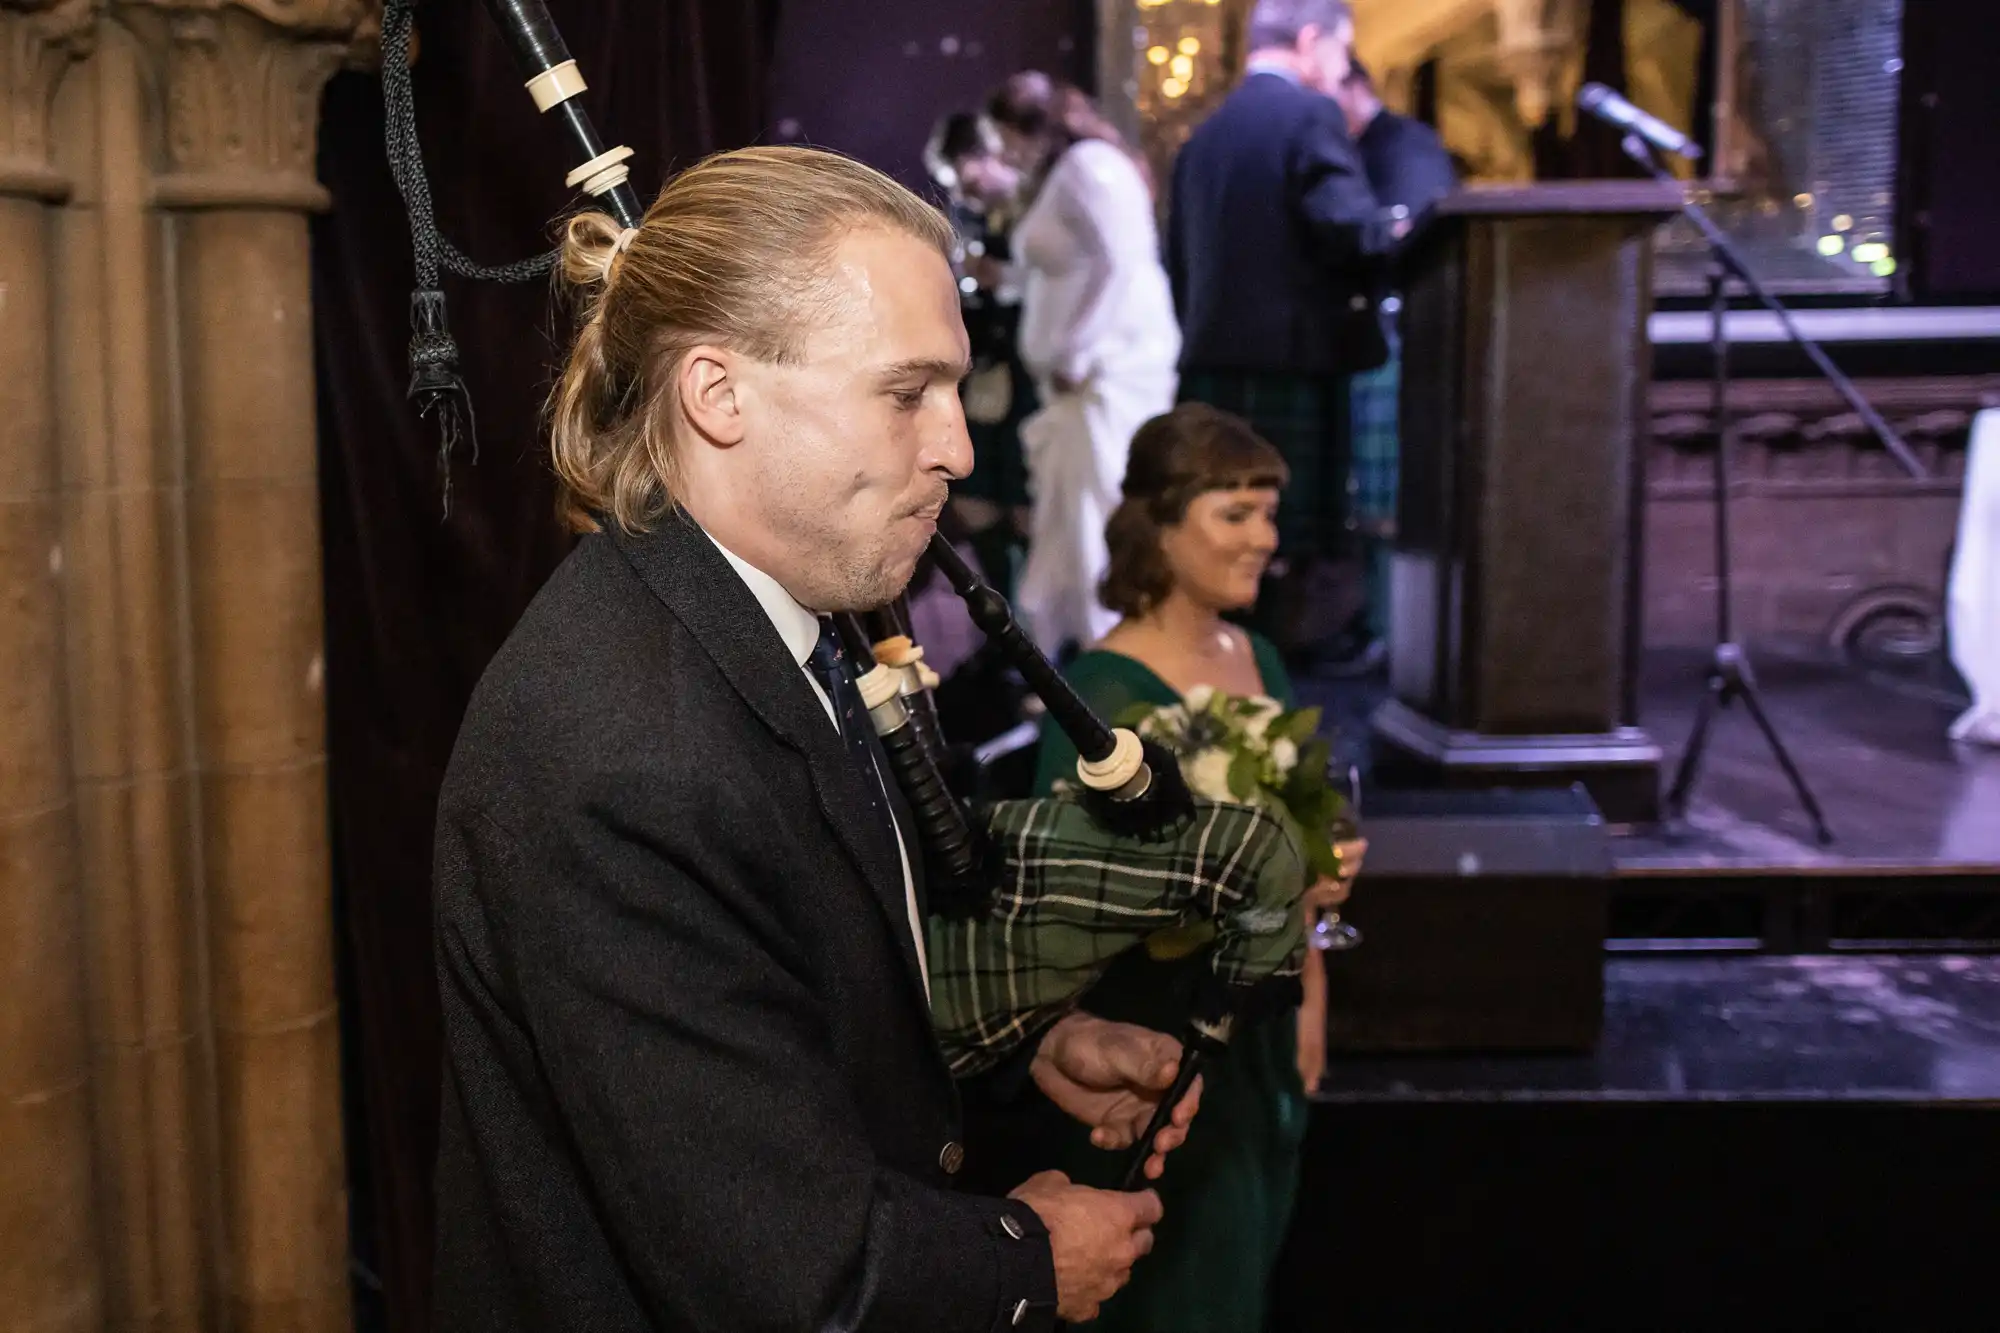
left=1239, top=695, right=1283, bottom=740
left=1184, top=684, right=1216, bottom=712
left=1270, top=737, right=1299, bottom=774
left=1185, top=748, right=1234, bottom=802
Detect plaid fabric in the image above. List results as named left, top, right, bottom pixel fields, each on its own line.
left=1348, top=349, right=1402, bottom=641
left=928, top=796, right=1309, bottom=1077
left=1348, top=349, right=1401, bottom=528
left=1178, top=371, right=1352, bottom=556
left=955, top=357, right=1035, bottom=509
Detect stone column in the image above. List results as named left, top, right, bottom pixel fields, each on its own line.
left=138, top=3, right=361, bottom=1329
left=51, top=6, right=219, bottom=1328
left=0, top=3, right=104, bottom=1331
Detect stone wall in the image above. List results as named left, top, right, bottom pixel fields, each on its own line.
left=0, top=2, right=367, bottom=1329
left=1644, top=374, right=2000, bottom=654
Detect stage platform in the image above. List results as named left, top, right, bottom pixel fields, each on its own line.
left=1279, top=655, right=1999, bottom=1327
left=1276, top=955, right=2000, bottom=1329
left=1304, top=646, right=2000, bottom=951
left=1619, top=648, right=1997, bottom=874
left=1320, top=954, right=2000, bottom=1103
left=1614, top=648, right=2000, bottom=950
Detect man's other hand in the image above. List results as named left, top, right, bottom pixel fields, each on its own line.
left=1031, top=1012, right=1202, bottom=1180
left=1009, top=1171, right=1163, bottom=1323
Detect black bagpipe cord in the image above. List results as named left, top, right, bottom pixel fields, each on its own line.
left=378, top=0, right=559, bottom=515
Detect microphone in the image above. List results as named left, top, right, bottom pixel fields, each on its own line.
left=1576, top=82, right=1703, bottom=161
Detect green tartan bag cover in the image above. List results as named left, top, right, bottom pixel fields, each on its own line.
left=928, top=795, right=1310, bottom=1076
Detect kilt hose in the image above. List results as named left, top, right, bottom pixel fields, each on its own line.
left=1347, top=348, right=1401, bottom=641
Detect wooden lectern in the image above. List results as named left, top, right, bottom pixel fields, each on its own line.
left=1373, top=182, right=1683, bottom=826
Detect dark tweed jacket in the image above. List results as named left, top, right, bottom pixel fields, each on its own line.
left=1167, top=70, right=1394, bottom=378
left=432, top=512, right=1056, bottom=1332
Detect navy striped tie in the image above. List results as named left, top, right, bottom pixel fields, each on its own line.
left=806, top=619, right=893, bottom=828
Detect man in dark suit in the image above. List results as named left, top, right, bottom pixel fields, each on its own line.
left=432, top=147, right=1198, bottom=1332
left=1334, top=61, right=1457, bottom=230
left=1167, top=0, right=1397, bottom=669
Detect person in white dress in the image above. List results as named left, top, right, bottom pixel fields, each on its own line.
left=984, top=73, right=1182, bottom=658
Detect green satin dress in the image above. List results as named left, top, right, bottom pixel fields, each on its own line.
left=1030, top=637, right=1309, bottom=1333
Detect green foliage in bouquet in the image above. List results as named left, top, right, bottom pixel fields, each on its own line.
left=1112, top=684, right=1349, bottom=880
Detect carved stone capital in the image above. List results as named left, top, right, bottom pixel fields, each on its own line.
left=115, top=0, right=368, bottom=210
left=0, top=0, right=99, bottom=199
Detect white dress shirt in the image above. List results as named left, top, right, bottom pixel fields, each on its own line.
left=706, top=533, right=930, bottom=998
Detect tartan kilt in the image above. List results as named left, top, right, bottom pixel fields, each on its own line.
left=956, top=355, right=1036, bottom=509
left=1347, top=348, right=1401, bottom=529
left=1178, top=370, right=1351, bottom=557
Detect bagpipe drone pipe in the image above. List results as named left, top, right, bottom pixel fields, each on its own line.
left=378, top=0, right=1314, bottom=1188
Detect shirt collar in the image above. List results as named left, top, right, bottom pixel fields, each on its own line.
left=1244, top=58, right=1302, bottom=86
left=704, top=529, right=822, bottom=669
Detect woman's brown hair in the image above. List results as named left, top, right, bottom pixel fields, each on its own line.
left=548, top=146, right=956, bottom=533
left=1099, top=403, right=1290, bottom=618
left=985, top=71, right=1155, bottom=197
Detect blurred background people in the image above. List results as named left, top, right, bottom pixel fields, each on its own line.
left=1329, top=58, right=1459, bottom=656
left=1166, top=0, right=1395, bottom=674
left=985, top=72, right=1182, bottom=660
left=1332, top=59, right=1457, bottom=222
left=926, top=110, right=1037, bottom=603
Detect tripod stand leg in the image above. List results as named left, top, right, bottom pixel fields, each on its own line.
left=1664, top=672, right=1723, bottom=820
left=1733, top=677, right=1835, bottom=845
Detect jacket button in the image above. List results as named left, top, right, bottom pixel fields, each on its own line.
left=1001, top=1213, right=1026, bottom=1241
left=939, top=1141, right=965, bottom=1175
left=1012, top=1297, right=1030, bottom=1325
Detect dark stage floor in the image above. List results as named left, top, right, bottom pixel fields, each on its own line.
left=1276, top=660, right=2000, bottom=1326
left=1321, top=954, right=2000, bottom=1102
left=1621, top=647, right=2000, bottom=874
left=1277, top=956, right=2000, bottom=1330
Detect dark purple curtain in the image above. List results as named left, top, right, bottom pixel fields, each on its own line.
left=765, top=0, right=1094, bottom=191
left=311, top=5, right=775, bottom=1329
left=1899, top=0, right=2000, bottom=298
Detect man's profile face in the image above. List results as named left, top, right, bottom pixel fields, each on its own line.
left=1331, top=75, right=1371, bottom=138
left=736, top=227, right=972, bottom=612
left=1303, top=19, right=1355, bottom=93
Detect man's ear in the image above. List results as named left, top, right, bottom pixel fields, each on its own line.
left=1294, top=24, right=1321, bottom=61
left=679, top=345, right=747, bottom=447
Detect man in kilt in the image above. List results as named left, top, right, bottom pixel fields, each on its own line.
left=1167, top=0, right=1395, bottom=670
left=1333, top=60, right=1458, bottom=649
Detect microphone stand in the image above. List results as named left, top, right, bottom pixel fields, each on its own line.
left=1618, top=133, right=1929, bottom=844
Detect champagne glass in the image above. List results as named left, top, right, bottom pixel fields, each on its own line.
left=1311, top=764, right=1363, bottom=952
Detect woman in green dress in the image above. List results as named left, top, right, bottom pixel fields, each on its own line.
left=1031, top=402, right=1362, bottom=1332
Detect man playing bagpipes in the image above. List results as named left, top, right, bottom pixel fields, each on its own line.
left=408, top=9, right=1321, bottom=1329
left=433, top=148, right=1208, bottom=1333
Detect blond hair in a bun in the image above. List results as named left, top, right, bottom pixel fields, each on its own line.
left=547, top=146, right=955, bottom=534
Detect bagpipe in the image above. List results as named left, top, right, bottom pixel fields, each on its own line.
left=379, top=0, right=1312, bottom=1187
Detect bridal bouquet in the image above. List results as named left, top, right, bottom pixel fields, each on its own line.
left=1113, top=685, right=1349, bottom=880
